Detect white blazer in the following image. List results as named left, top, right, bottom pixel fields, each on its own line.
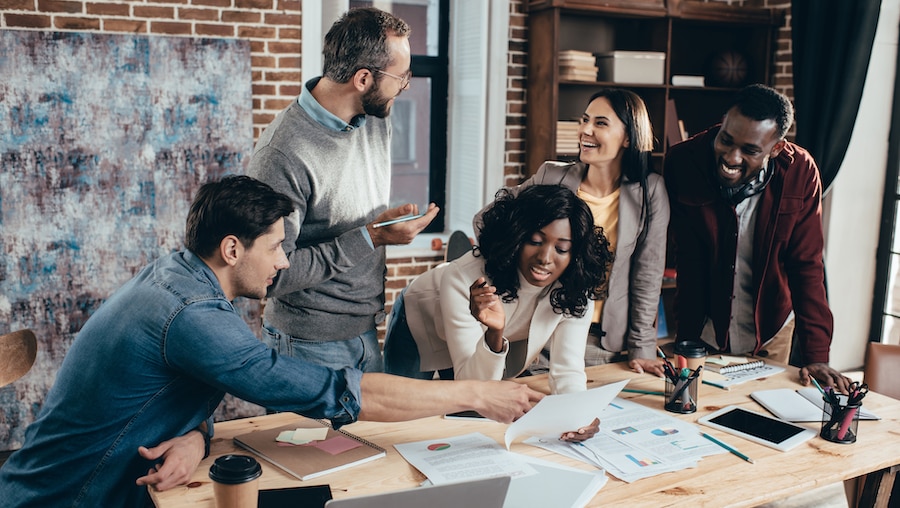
left=403, top=251, right=590, bottom=394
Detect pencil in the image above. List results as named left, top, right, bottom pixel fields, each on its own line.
left=621, top=388, right=665, bottom=396
left=702, top=432, right=755, bottom=464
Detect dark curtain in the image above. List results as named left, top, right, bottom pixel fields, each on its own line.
left=791, top=0, right=881, bottom=192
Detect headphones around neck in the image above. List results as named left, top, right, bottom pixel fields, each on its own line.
left=719, top=160, right=774, bottom=205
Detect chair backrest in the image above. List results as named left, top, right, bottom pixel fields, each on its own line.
left=0, top=329, right=37, bottom=388
left=863, top=342, right=900, bottom=400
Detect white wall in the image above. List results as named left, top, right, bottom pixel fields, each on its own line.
left=824, top=0, right=900, bottom=370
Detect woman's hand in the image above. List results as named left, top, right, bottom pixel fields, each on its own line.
left=469, top=276, right=505, bottom=331
left=559, top=417, right=600, bottom=442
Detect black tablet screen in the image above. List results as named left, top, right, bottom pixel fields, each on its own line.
left=710, top=407, right=806, bottom=444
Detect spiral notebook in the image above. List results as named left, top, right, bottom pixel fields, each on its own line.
left=703, top=359, right=784, bottom=388
left=234, top=418, right=386, bottom=481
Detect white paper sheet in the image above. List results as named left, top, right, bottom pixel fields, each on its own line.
left=504, top=379, right=629, bottom=449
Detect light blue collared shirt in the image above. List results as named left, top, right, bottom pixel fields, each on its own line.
left=298, top=76, right=367, bottom=132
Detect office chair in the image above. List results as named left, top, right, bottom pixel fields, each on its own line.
left=0, top=329, right=37, bottom=387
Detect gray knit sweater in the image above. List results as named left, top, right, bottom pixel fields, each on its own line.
left=248, top=99, right=391, bottom=341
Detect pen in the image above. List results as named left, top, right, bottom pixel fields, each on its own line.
left=702, top=432, right=755, bottom=464
left=702, top=379, right=729, bottom=390
left=810, top=376, right=826, bottom=396
left=621, top=388, right=665, bottom=396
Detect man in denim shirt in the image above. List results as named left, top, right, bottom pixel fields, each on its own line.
left=0, top=176, right=542, bottom=507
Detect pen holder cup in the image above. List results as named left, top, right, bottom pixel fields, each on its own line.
left=664, top=376, right=698, bottom=414
left=820, top=399, right=861, bottom=444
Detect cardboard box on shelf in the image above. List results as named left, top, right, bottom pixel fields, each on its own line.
left=597, top=51, right=665, bottom=85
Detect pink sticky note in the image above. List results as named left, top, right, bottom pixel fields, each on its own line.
left=308, top=435, right=362, bottom=455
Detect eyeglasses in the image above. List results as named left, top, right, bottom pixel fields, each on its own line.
left=375, top=69, right=412, bottom=90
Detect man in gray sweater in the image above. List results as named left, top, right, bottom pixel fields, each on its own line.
left=248, top=7, right=438, bottom=372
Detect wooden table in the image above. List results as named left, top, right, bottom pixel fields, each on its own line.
left=150, top=363, right=900, bottom=507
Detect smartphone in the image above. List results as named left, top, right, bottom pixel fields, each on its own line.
left=443, top=410, right=489, bottom=421
left=372, top=213, right=426, bottom=229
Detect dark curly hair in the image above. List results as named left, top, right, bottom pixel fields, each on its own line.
left=476, top=185, right=613, bottom=318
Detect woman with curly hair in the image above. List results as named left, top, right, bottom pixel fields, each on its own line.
left=384, top=185, right=612, bottom=408
left=477, top=88, right=670, bottom=377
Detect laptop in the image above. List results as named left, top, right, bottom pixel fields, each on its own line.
left=323, top=476, right=510, bottom=508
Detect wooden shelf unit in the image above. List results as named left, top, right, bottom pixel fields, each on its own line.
left=524, top=0, right=780, bottom=175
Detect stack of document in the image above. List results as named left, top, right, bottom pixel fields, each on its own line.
left=395, top=432, right=606, bottom=508
left=527, top=397, right=725, bottom=483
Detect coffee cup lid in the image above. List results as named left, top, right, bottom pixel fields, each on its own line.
left=674, top=341, right=707, bottom=358
left=209, top=454, right=262, bottom=484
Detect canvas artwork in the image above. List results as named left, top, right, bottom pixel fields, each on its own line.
left=0, top=30, right=258, bottom=450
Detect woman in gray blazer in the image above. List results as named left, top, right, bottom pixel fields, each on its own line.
left=477, top=89, right=669, bottom=377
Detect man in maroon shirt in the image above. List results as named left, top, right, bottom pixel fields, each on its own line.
left=664, top=84, right=851, bottom=393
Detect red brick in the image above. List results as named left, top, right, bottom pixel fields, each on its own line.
left=179, top=7, right=219, bottom=21
left=150, top=21, right=191, bottom=35
left=5, top=13, right=51, bottom=27
left=280, top=84, right=301, bottom=96
left=38, top=0, right=82, bottom=13
left=263, top=97, right=294, bottom=110
left=264, top=12, right=299, bottom=26
left=277, top=0, right=300, bottom=11
left=264, top=70, right=300, bottom=82
left=278, top=55, right=300, bottom=68
left=238, top=25, right=275, bottom=38
left=252, top=83, right=277, bottom=96
left=134, top=5, right=174, bottom=18
left=86, top=2, right=128, bottom=16
left=0, top=0, right=36, bottom=10
left=248, top=40, right=265, bottom=52
left=104, top=18, right=147, bottom=33
left=148, top=0, right=186, bottom=3
left=196, top=24, right=233, bottom=37
left=251, top=69, right=263, bottom=81
left=223, top=10, right=260, bottom=23
left=268, top=41, right=300, bottom=55
left=192, top=0, right=229, bottom=7
left=55, top=16, right=101, bottom=29
left=251, top=54, right=276, bottom=67
left=235, top=0, right=271, bottom=8
left=278, top=27, right=299, bottom=40
left=254, top=112, right=275, bottom=124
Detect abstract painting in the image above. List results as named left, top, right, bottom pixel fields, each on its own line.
left=0, top=30, right=257, bottom=450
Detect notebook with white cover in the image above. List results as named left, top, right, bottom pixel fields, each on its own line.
left=750, top=388, right=880, bottom=422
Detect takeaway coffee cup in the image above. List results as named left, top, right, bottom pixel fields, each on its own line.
left=209, top=454, right=263, bottom=508
left=673, top=341, right=707, bottom=379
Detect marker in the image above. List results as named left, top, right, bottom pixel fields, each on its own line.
left=702, top=432, right=755, bottom=464
left=372, top=213, right=426, bottom=228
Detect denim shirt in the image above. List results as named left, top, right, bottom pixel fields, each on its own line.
left=0, top=251, right=363, bottom=507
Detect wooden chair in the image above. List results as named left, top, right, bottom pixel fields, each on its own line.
left=849, top=342, right=900, bottom=507
left=0, top=329, right=37, bottom=387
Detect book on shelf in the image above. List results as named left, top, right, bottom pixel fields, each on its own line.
left=702, top=358, right=785, bottom=389
left=558, top=49, right=596, bottom=63
left=751, top=387, right=880, bottom=422
left=665, top=99, right=686, bottom=149
left=559, top=66, right=598, bottom=82
left=234, top=418, right=386, bottom=481
left=671, top=75, right=705, bottom=87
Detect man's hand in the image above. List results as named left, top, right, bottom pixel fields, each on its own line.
left=800, top=362, right=853, bottom=394
left=629, top=358, right=666, bottom=377
left=135, top=430, right=205, bottom=492
left=472, top=381, right=545, bottom=424
left=560, top=417, right=600, bottom=442
left=368, top=203, right=439, bottom=248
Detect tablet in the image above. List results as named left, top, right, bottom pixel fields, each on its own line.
left=698, top=405, right=816, bottom=451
